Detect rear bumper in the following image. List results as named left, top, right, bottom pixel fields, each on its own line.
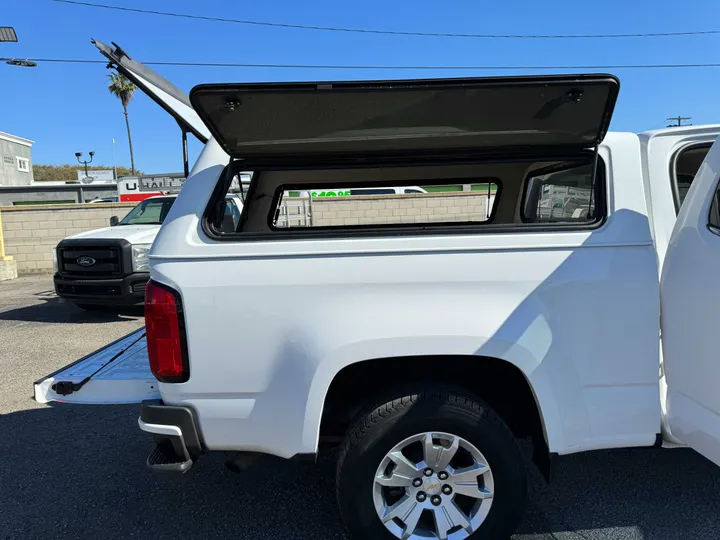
left=54, top=272, right=149, bottom=305
left=139, top=400, right=203, bottom=473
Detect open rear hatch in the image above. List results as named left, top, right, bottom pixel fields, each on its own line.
left=34, top=329, right=159, bottom=404
left=93, top=39, right=210, bottom=144
left=93, top=39, right=211, bottom=175
left=189, top=74, right=619, bottom=162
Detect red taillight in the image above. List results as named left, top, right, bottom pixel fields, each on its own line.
left=145, top=280, right=188, bottom=383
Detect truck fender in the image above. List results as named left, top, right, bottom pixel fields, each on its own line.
left=300, top=335, right=566, bottom=458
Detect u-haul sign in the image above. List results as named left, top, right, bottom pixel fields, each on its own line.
left=117, top=175, right=185, bottom=202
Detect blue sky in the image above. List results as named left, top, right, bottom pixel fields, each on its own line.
left=2, top=0, right=719, bottom=173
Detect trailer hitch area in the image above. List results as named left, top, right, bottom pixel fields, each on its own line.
left=225, top=452, right=261, bottom=474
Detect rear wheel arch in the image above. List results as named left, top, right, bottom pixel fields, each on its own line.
left=314, top=354, right=553, bottom=478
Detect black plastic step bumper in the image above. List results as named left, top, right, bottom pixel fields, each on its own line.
left=139, top=400, right=203, bottom=474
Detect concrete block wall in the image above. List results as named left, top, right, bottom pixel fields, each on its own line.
left=0, top=195, right=493, bottom=274
left=304, top=192, right=492, bottom=227
left=0, top=203, right=135, bottom=274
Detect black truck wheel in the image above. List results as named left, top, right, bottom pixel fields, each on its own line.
left=336, top=387, right=527, bottom=540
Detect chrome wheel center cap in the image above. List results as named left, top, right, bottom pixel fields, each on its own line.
left=372, top=431, right=495, bottom=540
left=422, top=476, right=442, bottom=495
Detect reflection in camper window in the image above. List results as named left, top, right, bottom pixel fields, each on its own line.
left=272, top=182, right=498, bottom=228
left=523, top=164, right=596, bottom=223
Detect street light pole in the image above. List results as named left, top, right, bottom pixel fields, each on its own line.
left=112, top=138, right=117, bottom=180
left=75, top=151, right=95, bottom=180
left=0, top=27, right=19, bottom=42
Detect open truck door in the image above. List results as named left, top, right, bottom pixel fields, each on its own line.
left=661, top=135, right=720, bottom=466
left=34, top=329, right=159, bottom=404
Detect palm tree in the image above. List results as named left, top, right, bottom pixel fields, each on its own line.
left=107, top=71, right=137, bottom=174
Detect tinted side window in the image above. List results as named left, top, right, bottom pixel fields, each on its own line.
left=272, top=181, right=498, bottom=229
left=522, top=163, right=598, bottom=223
left=135, top=203, right=163, bottom=224
left=205, top=156, right=604, bottom=239
left=119, top=198, right=174, bottom=225
left=673, top=144, right=712, bottom=211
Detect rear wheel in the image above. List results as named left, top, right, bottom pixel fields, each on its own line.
left=336, top=388, right=526, bottom=540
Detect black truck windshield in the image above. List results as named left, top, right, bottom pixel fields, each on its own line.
left=119, top=197, right=175, bottom=225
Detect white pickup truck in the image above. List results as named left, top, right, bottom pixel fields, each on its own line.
left=35, top=41, right=720, bottom=540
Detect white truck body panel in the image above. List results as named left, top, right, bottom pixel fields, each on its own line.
left=661, top=138, right=720, bottom=467
left=38, top=129, right=720, bottom=468
left=151, top=132, right=661, bottom=458
left=38, top=129, right=720, bottom=465
left=638, top=125, right=720, bottom=447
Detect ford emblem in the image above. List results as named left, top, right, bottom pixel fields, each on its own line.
left=76, top=256, right=96, bottom=267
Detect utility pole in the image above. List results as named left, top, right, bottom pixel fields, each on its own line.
left=666, top=116, right=692, bottom=127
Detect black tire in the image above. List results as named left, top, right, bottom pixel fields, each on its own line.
left=336, top=387, right=527, bottom=540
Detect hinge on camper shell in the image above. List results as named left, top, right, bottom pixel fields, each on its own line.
left=566, top=89, right=583, bottom=103
left=221, top=99, right=242, bottom=111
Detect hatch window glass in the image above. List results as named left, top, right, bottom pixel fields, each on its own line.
left=272, top=182, right=498, bottom=229
left=673, top=144, right=712, bottom=212
left=522, top=163, right=599, bottom=223
left=119, top=198, right=175, bottom=225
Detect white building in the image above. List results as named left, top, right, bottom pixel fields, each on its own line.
left=0, top=131, right=34, bottom=186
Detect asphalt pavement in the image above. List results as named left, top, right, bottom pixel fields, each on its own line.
left=1, top=275, right=719, bottom=540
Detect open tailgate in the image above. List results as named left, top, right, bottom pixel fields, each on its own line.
left=34, top=329, right=160, bottom=404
